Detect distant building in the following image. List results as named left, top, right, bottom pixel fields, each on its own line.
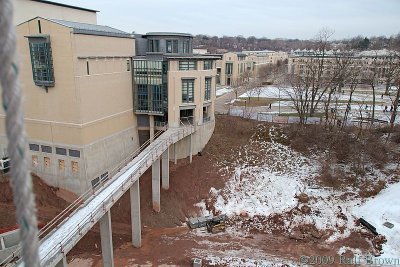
left=288, top=49, right=399, bottom=85
left=193, top=48, right=208, bottom=55
left=216, top=51, right=288, bottom=86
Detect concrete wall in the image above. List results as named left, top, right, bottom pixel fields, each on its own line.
left=14, top=0, right=97, bottom=25
left=172, top=120, right=215, bottom=159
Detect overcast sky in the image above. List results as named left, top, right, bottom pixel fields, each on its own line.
left=54, top=0, right=399, bottom=40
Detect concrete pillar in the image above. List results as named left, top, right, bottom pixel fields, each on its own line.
left=162, top=147, right=169, bottom=190
left=189, top=134, right=192, bottom=163
left=130, top=179, right=141, bottom=248
left=149, top=115, right=154, bottom=142
left=55, top=257, right=67, bottom=267
left=99, top=211, right=114, bottom=267
left=173, top=143, right=177, bottom=165
left=152, top=158, right=160, bottom=212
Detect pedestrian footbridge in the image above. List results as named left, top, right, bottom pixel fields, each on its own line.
left=9, top=124, right=195, bottom=267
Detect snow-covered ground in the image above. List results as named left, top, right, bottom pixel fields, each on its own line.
left=216, top=86, right=233, bottom=97
left=195, top=124, right=400, bottom=261
left=354, top=182, right=400, bottom=258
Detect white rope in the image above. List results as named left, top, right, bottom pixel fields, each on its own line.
left=0, top=1, right=40, bottom=266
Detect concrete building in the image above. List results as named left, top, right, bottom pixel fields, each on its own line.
left=14, top=0, right=98, bottom=25
left=287, top=49, right=399, bottom=85
left=133, top=32, right=217, bottom=159
left=0, top=17, right=138, bottom=194
left=216, top=50, right=288, bottom=86
left=0, top=2, right=217, bottom=195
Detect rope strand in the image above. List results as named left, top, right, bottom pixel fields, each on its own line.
left=0, top=1, right=40, bottom=266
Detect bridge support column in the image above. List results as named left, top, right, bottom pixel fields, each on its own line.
left=152, top=158, right=160, bottom=212
left=130, top=179, right=141, bottom=248
left=189, top=134, right=192, bottom=163
left=149, top=115, right=154, bottom=142
left=100, top=211, right=114, bottom=267
left=55, top=256, right=67, bottom=267
left=162, top=147, right=169, bottom=190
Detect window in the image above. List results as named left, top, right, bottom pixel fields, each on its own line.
left=182, top=79, right=194, bottom=103
left=72, top=161, right=79, bottom=174
left=29, top=144, right=39, bottom=151
left=101, top=172, right=109, bottom=183
left=28, top=36, right=54, bottom=87
left=226, top=63, right=233, bottom=74
left=91, top=177, right=99, bottom=188
left=58, top=159, right=65, bottom=172
left=137, top=84, right=148, bottom=111
left=183, top=40, right=190, bottom=54
left=166, top=40, right=178, bottom=53
left=126, top=59, right=131, bottom=71
left=41, top=145, right=52, bottom=153
left=32, top=155, right=38, bottom=167
left=55, top=147, right=66, bottom=156
left=69, top=149, right=80, bottom=158
left=204, top=60, right=213, bottom=70
left=148, top=39, right=160, bottom=52
left=205, top=77, right=212, bottom=101
left=179, top=61, right=196, bottom=71
left=44, top=157, right=50, bottom=168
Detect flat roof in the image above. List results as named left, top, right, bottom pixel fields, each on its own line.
left=29, top=0, right=98, bottom=13
left=145, top=32, right=192, bottom=38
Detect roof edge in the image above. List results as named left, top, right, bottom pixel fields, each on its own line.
left=28, top=0, right=98, bottom=13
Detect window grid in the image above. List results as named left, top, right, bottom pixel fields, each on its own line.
left=179, top=61, right=196, bottom=71
left=205, top=77, right=212, bottom=101
left=29, top=40, right=54, bottom=86
left=182, top=79, right=194, bottom=103
left=204, top=60, right=213, bottom=70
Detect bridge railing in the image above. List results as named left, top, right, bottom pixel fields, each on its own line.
left=2, top=125, right=173, bottom=266
left=13, top=123, right=195, bottom=266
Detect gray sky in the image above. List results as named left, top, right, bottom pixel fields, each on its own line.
left=54, top=0, right=399, bottom=39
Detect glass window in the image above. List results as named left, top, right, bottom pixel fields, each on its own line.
left=179, top=61, right=196, bottom=71
left=149, top=39, right=160, bottom=52
left=205, top=77, right=212, bottom=101
left=29, top=144, right=39, bottom=151
left=166, top=40, right=172, bottom=53
left=226, top=63, right=233, bottom=74
left=69, top=149, right=80, bottom=158
left=173, top=40, right=178, bottom=53
left=55, top=147, right=67, bottom=155
left=41, top=145, right=52, bottom=153
left=183, top=40, right=190, bottom=54
left=166, top=40, right=178, bottom=53
left=28, top=37, right=55, bottom=87
left=204, top=60, right=213, bottom=70
left=182, top=79, right=194, bottom=103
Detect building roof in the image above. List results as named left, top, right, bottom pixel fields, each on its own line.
left=145, top=32, right=192, bottom=38
left=48, top=18, right=133, bottom=38
left=29, top=0, right=98, bottom=13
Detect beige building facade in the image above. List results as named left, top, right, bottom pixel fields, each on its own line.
left=14, top=0, right=97, bottom=25
left=0, top=17, right=138, bottom=194
left=217, top=50, right=288, bottom=86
